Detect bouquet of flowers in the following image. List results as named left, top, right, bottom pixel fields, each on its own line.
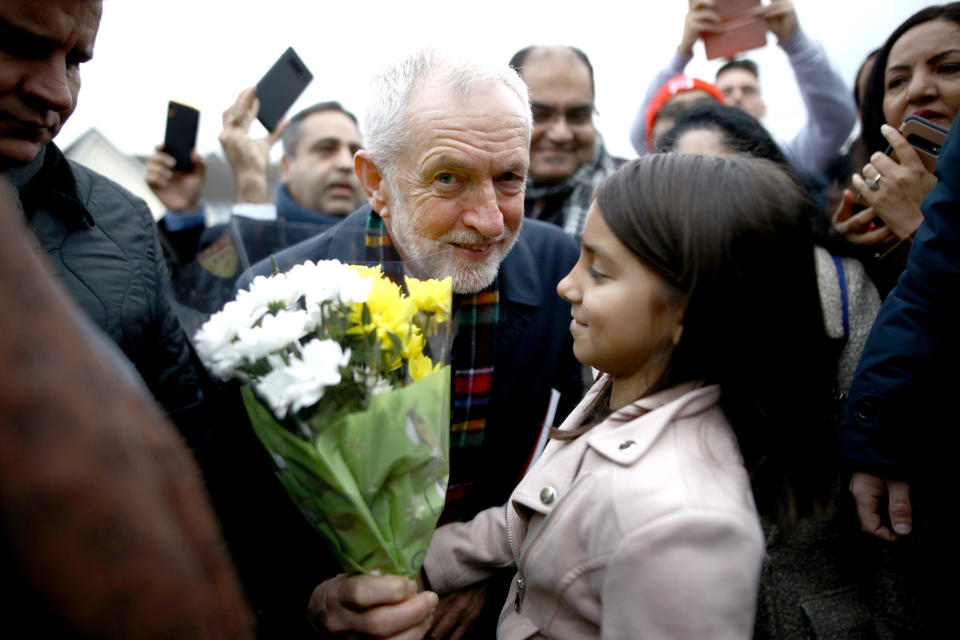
left=194, top=259, right=452, bottom=578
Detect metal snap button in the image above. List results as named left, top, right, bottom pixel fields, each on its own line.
left=539, top=486, right=557, bottom=505
left=619, top=440, right=636, bottom=450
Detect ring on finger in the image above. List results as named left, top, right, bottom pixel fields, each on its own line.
left=230, top=116, right=241, bottom=127
left=865, top=172, right=883, bottom=191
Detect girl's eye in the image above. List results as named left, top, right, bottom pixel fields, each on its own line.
left=886, top=77, right=905, bottom=91
left=588, top=265, right=606, bottom=280
left=939, top=63, right=960, bottom=74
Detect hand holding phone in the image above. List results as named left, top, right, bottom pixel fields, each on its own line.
left=883, top=114, right=949, bottom=173
left=163, top=101, right=200, bottom=172
left=255, top=47, right=313, bottom=132
left=702, top=0, right=767, bottom=60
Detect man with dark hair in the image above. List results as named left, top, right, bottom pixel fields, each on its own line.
left=631, top=0, right=856, bottom=175
left=508, top=45, right=623, bottom=241
left=714, top=58, right=765, bottom=118
left=0, top=0, right=206, bottom=443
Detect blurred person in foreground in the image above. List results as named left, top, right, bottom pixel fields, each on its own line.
left=631, top=0, right=857, bottom=178
left=507, top=45, right=624, bottom=241
left=239, top=49, right=583, bottom=639
left=0, top=179, right=253, bottom=638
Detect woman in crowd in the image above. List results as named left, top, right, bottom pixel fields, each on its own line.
left=658, top=102, right=880, bottom=398
left=419, top=153, right=835, bottom=639
left=833, top=2, right=960, bottom=295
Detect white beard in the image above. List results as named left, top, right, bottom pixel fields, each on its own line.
left=385, top=190, right=520, bottom=294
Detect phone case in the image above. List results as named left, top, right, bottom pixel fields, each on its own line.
left=702, top=0, right=767, bottom=60
left=255, top=47, right=313, bottom=132
left=164, top=101, right=200, bottom=172
left=899, top=115, right=948, bottom=173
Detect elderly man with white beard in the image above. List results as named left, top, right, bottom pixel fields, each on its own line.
left=242, top=49, right=583, bottom=639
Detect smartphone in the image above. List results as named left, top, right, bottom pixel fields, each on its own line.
left=255, top=47, right=313, bottom=132
left=884, top=114, right=949, bottom=173
left=703, top=0, right=767, bottom=61
left=163, top=101, right=199, bottom=171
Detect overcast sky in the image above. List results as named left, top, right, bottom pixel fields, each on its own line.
left=58, top=0, right=930, bottom=161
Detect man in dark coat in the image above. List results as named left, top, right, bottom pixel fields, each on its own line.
left=0, top=0, right=206, bottom=444
left=240, top=49, right=584, bottom=639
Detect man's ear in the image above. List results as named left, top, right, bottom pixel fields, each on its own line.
left=354, top=150, right=391, bottom=218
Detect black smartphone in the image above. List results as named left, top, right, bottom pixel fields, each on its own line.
left=163, top=101, right=199, bottom=171
left=883, top=114, right=949, bottom=173
left=255, top=47, right=313, bottom=132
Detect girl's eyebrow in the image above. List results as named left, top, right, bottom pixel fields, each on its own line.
left=581, top=241, right=609, bottom=262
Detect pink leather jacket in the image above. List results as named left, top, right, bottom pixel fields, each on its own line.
left=423, top=378, right=764, bottom=639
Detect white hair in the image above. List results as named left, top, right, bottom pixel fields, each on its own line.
left=363, top=48, right=532, bottom=182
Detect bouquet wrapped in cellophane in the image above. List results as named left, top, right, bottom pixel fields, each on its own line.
left=194, top=259, right=451, bottom=578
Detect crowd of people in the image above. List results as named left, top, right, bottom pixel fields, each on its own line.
left=1, top=0, right=954, bottom=638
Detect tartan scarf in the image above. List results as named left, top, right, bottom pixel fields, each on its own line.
left=524, top=135, right=621, bottom=241
left=365, top=212, right=498, bottom=511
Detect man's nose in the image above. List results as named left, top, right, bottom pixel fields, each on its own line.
left=545, top=115, right=575, bottom=142
left=463, top=181, right=505, bottom=238
left=22, top=59, right=74, bottom=114
left=335, top=145, right=354, bottom=171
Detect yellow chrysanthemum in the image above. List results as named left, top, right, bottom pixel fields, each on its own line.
left=405, top=276, right=452, bottom=322
left=409, top=353, right=441, bottom=382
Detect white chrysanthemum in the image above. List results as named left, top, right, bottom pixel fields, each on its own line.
left=296, top=260, right=374, bottom=318
left=255, top=339, right=351, bottom=418
left=234, top=309, right=312, bottom=363
left=245, top=272, right=302, bottom=312
left=194, top=295, right=260, bottom=366
left=352, top=368, right=395, bottom=396
left=338, top=268, right=375, bottom=304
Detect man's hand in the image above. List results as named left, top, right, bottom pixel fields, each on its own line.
left=755, top=0, right=799, bottom=43
left=309, top=574, right=437, bottom=639
left=145, top=146, right=207, bottom=211
left=428, top=582, right=489, bottom=640
left=849, top=471, right=912, bottom=541
left=680, top=0, right=722, bottom=56
left=218, top=86, right=288, bottom=204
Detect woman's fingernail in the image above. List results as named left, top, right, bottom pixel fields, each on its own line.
left=894, top=523, right=911, bottom=535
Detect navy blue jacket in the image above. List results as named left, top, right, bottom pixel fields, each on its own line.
left=840, top=121, right=960, bottom=478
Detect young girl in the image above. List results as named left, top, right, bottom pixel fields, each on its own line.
left=421, top=153, right=835, bottom=639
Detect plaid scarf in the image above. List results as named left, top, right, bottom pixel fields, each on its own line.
left=524, top=136, right=622, bottom=241
left=365, top=212, right=498, bottom=512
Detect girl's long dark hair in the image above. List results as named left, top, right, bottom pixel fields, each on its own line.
left=584, top=154, right=836, bottom=531
left=861, top=3, right=960, bottom=155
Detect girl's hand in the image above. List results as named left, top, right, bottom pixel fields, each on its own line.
left=832, top=187, right=895, bottom=247
left=851, top=124, right=936, bottom=239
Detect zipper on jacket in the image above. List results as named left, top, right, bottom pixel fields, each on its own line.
left=504, top=503, right=525, bottom=611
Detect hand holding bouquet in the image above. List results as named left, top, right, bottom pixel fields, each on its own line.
left=195, top=259, right=452, bottom=577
